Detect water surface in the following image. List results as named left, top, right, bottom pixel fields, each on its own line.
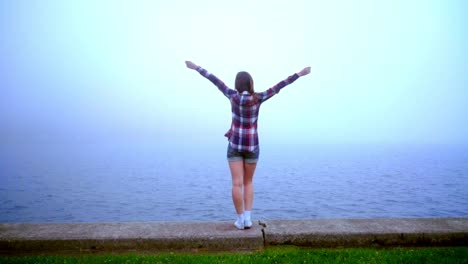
left=1, top=142, right=467, bottom=222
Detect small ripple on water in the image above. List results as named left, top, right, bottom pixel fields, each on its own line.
left=11, top=205, right=28, bottom=210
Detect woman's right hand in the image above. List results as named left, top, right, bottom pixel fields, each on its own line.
left=298, top=66, right=311, bottom=76
left=185, top=61, right=198, bottom=70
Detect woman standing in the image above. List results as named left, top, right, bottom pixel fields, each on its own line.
left=186, top=61, right=311, bottom=229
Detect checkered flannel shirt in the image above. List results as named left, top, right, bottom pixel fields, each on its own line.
left=197, top=66, right=300, bottom=152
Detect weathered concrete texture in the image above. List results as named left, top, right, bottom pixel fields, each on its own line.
left=1, top=218, right=467, bottom=255
left=262, top=218, right=468, bottom=248
left=0, top=222, right=263, bottom=255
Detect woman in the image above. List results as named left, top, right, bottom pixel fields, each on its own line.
left=185, top=61, right=311, bottom=229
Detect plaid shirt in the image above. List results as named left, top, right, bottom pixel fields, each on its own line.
left=197, top=66, right=300, bottom=152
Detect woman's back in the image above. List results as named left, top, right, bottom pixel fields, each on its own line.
left=192, top=64, right=302, bottom=152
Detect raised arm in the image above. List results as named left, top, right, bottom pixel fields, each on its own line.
left=257, top=66, right=311, bottom=103
left=185, top=61, right=237, bottom=99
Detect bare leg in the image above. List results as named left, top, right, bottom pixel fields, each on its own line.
left=229, top=161, right=244, bottom=215
left=243, top=161, right=257, bottom=211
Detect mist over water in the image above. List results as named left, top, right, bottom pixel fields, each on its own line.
left=1, top=0, right=467, bottom=147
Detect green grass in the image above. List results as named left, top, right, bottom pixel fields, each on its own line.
left=1, top=247, right=467, bottom=264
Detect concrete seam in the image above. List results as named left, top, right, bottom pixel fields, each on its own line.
left=261, top=227, right=266, bottom=247
left=258, top=221, right=267, bottom=248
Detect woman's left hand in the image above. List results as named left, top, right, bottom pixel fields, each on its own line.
left=185, top=61, right=198, bottom=70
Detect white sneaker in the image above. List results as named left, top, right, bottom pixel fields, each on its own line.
left=234, top=218, right=244, bottom=230
left=244, top=219, right=253, bottom=229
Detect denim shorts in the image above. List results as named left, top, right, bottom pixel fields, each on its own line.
left=227, top=144, right=259, bottom=163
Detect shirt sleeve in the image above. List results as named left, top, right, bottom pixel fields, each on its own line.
left=257, top=73, right=300, bottom=103
left=196, top=66, right=237, bottom=99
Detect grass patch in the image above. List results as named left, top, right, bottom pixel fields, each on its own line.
left=1, top=246, right=467, bottom=264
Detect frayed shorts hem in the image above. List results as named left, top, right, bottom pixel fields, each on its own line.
left=226, top=144, right=259, bottom=164
left=227, top=156, right=259, bottom=164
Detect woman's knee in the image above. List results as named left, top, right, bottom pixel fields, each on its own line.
left=232, top=180, right=243, bottom=188
left=243, top=178, right=253, bottom=186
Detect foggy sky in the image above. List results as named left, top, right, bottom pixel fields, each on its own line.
left=1, top=0, right=467, bottom=147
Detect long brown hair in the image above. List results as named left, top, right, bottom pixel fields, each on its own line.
left=235, top=71, right=257, bottom=101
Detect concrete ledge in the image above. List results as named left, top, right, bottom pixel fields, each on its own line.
left=0, top=218, right=467, bottom=255
left=0, top=222, right=263, bottom=255
left=262, top=218, right=468, bottom=248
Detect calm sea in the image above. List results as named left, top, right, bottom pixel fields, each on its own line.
left=1, top=142, right=467, bottom=222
